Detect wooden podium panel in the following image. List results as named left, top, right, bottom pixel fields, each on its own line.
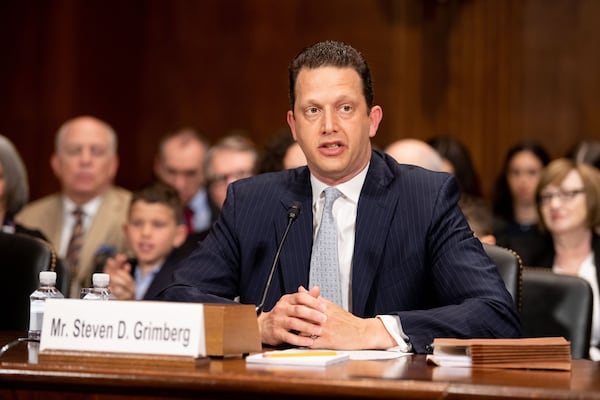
left=204, top=303, right=261, bottom=356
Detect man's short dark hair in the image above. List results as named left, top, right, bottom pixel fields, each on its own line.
left=288, top=40, right=374, bottom=112
left=129, top=181, right=184, bottom=224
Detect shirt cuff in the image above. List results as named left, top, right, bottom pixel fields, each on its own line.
left=377, top=315, right=412, bottom=352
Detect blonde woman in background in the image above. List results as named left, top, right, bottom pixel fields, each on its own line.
left=536, top=158, right=600, bottom=359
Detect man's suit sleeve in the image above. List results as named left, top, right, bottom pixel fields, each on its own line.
left=396, top=174, right=521, bottom=353
left=158, top=186, right=241, bottom=304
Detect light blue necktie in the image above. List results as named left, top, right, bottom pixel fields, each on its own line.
left=309, top=187, right=343, bottom=306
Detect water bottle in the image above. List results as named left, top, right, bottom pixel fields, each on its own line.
left=82, top=273, right=113, bottom=300
left=28, top=271, right=64, bottom=340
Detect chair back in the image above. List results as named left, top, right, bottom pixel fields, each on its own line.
left=521, top=267, right=593, bottom=359
left=483, top=243, right=522, bottom=311
left=0, top=232, right=56, bottom=330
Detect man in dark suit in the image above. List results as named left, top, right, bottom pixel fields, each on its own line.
left=160, top=41, right=521, bottom=353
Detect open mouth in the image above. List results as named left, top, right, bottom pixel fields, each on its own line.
left=137, top=243, right=154, bottom=252
left=321, top=143, right=341, bottom=149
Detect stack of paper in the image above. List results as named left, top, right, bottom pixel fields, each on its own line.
left=246, top=349, right=349, bottom=367
left=427, top=337, right=571, bottom=371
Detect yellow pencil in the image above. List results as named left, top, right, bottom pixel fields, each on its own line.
left=263, top=351, right=338, bottom=358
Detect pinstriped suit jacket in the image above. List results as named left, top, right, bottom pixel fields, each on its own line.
left=161, top=151, right=521, bottom=353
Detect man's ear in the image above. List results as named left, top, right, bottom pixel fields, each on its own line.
left=368, top=105, right=383, bottom=139
left=153, top=156, right=163, bottom=178
left=287, top=111, right=297, bottom=141
left=173, top=224, right=187, bottom=248
left=108, top=155, right=119, bottom=181
left=50, top=153, right=61, bottom=178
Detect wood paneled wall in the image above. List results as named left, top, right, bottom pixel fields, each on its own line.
left=1, top=0, right=598, bottom=200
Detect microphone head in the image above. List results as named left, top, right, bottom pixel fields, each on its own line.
left=287, top=202, right=302, bottom=221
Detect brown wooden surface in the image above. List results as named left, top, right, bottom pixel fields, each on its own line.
left=1, top=1, right=599, bottom=201
left=1, top=332, right=600, bottom=400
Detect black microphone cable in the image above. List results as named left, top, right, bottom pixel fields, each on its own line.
left=255, top=202, right=301, bottom=316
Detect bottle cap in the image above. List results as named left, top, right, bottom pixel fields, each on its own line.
left=39, top=271, right=57, bottom=286
left=92, top=273, right=110, bottom=288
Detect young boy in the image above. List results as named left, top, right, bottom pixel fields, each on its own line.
left=104, top=181, right=187, bottom=300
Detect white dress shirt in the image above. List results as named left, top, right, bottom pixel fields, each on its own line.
left=189, top=188, right=212, bottom=232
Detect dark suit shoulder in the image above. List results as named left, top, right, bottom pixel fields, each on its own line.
left=234, top=167, right=310, bottom=188
left=228, top=167, right=312, bottom=205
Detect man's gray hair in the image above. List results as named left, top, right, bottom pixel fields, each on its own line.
left=55, top=116, right=118, bottom=155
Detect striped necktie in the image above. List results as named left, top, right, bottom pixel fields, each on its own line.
left=65, top=208, right=85, bottom=281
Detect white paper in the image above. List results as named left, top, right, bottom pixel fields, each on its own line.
left=246, top=349, right=349, bottom=367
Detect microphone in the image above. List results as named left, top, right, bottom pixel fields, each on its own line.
left=256, top=202, right=302, bottom=315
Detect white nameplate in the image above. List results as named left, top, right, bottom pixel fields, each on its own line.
left=40, top=299, right=205, bottom=358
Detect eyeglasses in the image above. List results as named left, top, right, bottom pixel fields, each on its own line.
left=539, top=189, right=585, bottom=205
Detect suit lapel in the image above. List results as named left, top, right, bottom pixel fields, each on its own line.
left=351, top=153, right=398, bottom=316
left=276, top=168, right=313, bottom=296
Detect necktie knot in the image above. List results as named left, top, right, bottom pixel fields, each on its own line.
left=73, top=208, right=84, bottom=218
left=184, top=206, right=194, bottom=233
left=323, top=187, right=342, bottom=210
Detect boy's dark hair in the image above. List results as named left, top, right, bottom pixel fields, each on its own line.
left=289, top=40, right=374, bottom=112
left=129, top=181, right=184, bottom=224
left=460, top=195, right=494, bottom=238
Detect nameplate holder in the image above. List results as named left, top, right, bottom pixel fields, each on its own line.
left=38, top=300, right=261, bottom=367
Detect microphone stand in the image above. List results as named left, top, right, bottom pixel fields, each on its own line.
left=255, top=203, right=301, bottom=316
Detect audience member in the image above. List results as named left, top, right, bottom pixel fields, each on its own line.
left=384, top=138, right=443, bottom=171
left=258, top=129, right=307, bottom=173
left=566, top=140, right=600, bottom=170
left=154, top=128, right=212, bottom=232
left=492, top=142, right=552, bottom=266
left=205, top=134, right=257, bottom=209
left=154, top=128, right=212, bottom=258
left=0, top=135, right=46, bottom=239
left=16, top=116, right=131, bottom=298
left=283, top=142, right=307, bottom=170
left=427, top=135, right=482, bottom=198
left=535, top=158, right=600, bottom=359
left=103, top=181, right=187, bottom=300
left=460, top=196, right=496, bottom=245
left=160, top=40, right=520, bottom=353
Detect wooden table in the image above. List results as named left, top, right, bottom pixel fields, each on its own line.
left=1, top=332, right=599, bottom=399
